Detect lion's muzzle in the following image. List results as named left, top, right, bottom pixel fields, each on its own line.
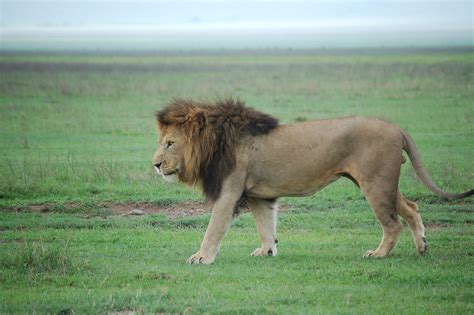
left=154, top=163, right=179, bottom=182
left=153, top=163, right=163, bottom=175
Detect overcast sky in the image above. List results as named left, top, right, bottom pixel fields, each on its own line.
left=1, top=0, right=472, bottom=31
left=0, top=1, right=472, bottom=49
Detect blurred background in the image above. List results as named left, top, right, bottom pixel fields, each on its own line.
left=1, top=0, right=472, bottom=50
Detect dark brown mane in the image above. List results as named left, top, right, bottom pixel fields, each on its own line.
left=156, top=97, right=278, bottom=201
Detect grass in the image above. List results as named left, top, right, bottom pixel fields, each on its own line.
left=0, top=48, right=473, bottom=313
left=1, top=240, right=72, bottom=275
left=1, top=202, right=473, bottom=314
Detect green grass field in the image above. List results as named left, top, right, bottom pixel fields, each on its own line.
left=0, top=48, right=473, bottom=314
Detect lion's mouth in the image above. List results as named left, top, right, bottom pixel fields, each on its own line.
left=154, top=165, right=178, bottom=177
left=163, top=170, right=177, bottom=176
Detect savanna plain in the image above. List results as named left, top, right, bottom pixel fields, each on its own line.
left=0, top=48, right=473, bottom=314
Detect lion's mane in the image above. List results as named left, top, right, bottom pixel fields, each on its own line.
left=156, top=98, right=278, bottom=201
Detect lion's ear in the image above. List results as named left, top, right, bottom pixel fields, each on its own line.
left=156, top=110, right=172, bottom=127
left=156, top=107, right=188, bottom=127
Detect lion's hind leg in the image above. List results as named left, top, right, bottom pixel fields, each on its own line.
left=249, top=198, right=278, bottom=257
left=397, top=192, right=427, bottom=255
left=360, top=178, right=403, bottom=258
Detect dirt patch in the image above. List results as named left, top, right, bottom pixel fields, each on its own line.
left=27, top=204, right=52, bottom=212
left=16, top=201, right=210, bottom=218
left=426, top=220, right=473, bottom=230
left=426, top=222, right=451, bottom=230
left=17, top=201, right=290, bottom=219
left=105, top=201, right=211, bottom=219
left=105, top=201, right=289, bottom=219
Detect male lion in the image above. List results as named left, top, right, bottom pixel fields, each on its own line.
left=152, top=98, right=473, bottom=264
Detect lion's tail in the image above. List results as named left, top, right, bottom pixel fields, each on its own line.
left=401, top=130, right=473, bottom=199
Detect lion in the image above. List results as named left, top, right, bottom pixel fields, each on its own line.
left=152, top=98, right=473, bottom=264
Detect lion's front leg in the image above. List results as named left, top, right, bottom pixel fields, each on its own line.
left=186, top=203, right=235, bottom=264
left=187, top=175, right=245, bottom=265
left=249, top=199, right=278, bottom=257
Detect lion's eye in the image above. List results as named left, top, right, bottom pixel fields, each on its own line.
left=165, top=141, right=174, bottom=148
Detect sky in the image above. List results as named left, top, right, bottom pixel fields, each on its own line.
left=0, top=0, right=472, bottom=49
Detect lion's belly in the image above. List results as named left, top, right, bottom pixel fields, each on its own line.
left=246, top=184, right=324, bottom=199
left=245, top=172, right=341, bottom=199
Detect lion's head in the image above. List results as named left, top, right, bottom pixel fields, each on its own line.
left=152, top=97, right=278, bottom=201
left=152, top=125, right=184, bottom=183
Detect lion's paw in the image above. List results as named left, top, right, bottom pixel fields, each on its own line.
left=251, top=246, right=277, bottom=257
left=363, top=250, right=387, bottom=258
left=186, top=251, right=215, bottom=265
left=418, top=237, right=428, bottom=255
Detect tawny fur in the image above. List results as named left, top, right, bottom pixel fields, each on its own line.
left=152, top=98, right=473, bottom=264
